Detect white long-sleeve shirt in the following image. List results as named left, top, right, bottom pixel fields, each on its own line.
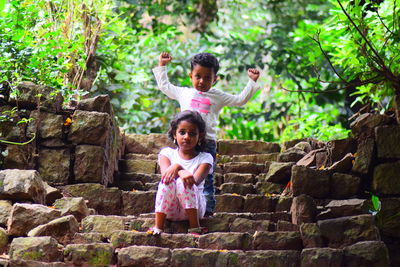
left=153, top=66, right=259, bottom=141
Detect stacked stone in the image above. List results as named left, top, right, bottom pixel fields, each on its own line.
left=0, top=82, right=123, bottom=186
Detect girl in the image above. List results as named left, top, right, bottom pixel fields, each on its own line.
left=148, top=110, right=213, bottom=235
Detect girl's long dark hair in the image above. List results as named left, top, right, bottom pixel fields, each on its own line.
left=168, top=110, right=207, bottom=152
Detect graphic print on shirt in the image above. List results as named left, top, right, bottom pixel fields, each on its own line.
left=190, top=92, right=212, bottom=114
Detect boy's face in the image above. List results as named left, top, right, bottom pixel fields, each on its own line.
left=189, top=65, right=217, bottom=92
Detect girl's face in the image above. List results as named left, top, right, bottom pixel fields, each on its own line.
left=174, top=120, right=201, bottom=152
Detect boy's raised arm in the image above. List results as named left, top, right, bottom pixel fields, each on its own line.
left=159, top=52, right=172, bottom=66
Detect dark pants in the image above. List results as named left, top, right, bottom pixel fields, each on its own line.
left=203, top=139, right=217, bottom=213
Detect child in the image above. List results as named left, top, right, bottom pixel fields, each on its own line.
left=153, top=52, right=260, bottom=217
left=148, top=110, right=213, bottom=235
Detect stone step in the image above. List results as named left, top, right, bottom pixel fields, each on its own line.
left=215, top=193, right=281, bottom=213
left=110, top=230, right=302, bottom=251
left=218, top=153, right=279, bottom=164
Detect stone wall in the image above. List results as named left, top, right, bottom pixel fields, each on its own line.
left=0, top=82, right=123, bottom=186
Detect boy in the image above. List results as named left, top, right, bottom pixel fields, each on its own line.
left=153, top=52, right=260, bottom=216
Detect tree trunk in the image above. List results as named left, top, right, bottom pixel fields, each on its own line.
left=395, top=94, right=400, bottom=124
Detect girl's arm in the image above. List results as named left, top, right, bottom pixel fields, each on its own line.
left=178, top=163, right=212, bottom=189
left=159, top=154, right=182, bottom=185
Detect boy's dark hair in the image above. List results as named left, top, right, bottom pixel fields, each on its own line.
left=190, top=53, right=219, bottom=75
left=168, top=110, right=207, bottom=151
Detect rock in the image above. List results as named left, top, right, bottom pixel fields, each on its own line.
left=265, top=162, right=294, bottom=184
left=253, top=231, right=302, bottom=250
left=201, top=217, right=231, bottom=233
left=9, top=82, right=63, bottom=112
left=243, top=195, right=275, bottom=213
left=74, top=145, right=105, bottom=183
left=0, top=105, right=25, bottom=142
left=241, top=250, right=300, bottom=267
left=224, top=173, right=254, bottom=184
left=375, top=125, right=400, bottom=159
left=276, top=196, right=293, bottom=212
left=9, top=236, right=63, bottom=262
left=76, top=95, right=112, bottom=114
left=276, top=220, right=299, bottom=232
left=0, top=169, right=46, bottom=204
left=81, top=215, right=127, bottom=237
left=26, top=111, right=63, bottom=139
left=64, top=243, right=114, bottom=267
left=290, top=194, right=317, bottom=225
left=344, top=241, right=390, bottom=267
left=28, top=215, right=79, bottom=245
left=372, top=161, right=400, bottom=195
left=0, top=200, right=12, bottom=227
left=230, top=218, right=271, bottom=234
left=7, top=203, right=61, bottom=236
left=38, top=148, right=70, bottom=185
left=282, top=138, right=311, bottom=151
left=39, top=138, right=66, bottom=148
left=291, top=165, right=330, bottom=198
left=116, top=172, right=160, bottom=184
left=327, top=153, right=354, bottom=172
left=53, top=197, right=89, bottom=222
left=300, top=223, right=324, bottom=248
left=172, top=248, right=242, bottom=267
left=119, top=159, right=157, bottom=174
left=198, top=232, right=252, bottom=250
left=294, top=141, right=312, bottom=153
left=121, top=191, right=156, bottom=216
left=43, top=182, right=63, bottom=206
left=277, top=148, right=306, bottom=163
left=220, top=183, right=254, bottom=195
left=2, top=144, right=35, bottom=169
left=350, top=113, right=393, bottom=136
left=328, top=138, right=357, bottom=163
left=224, top=153, right=279, bottom=163
left=222, top=162, right=264, bottom=174
left=352, top=137, right=375, bottom=174
left=7, top=260, right=66, bottom=267
left=301, top=248, right=343, bottom=267
left=118, top=245, right=171, bottom=267
left=255, top=182, right=284, bottom=195
left=124, top=133, right=173, bottom=154
left=317, top=199, right=370, bottom=220
left=379, top=198, right=400, bottom=238
left=296, top=148, right=328, bottom=169
left=110, top=231, right=197, bottom=249
left=218, top=140, right=280, bottom=155
left=71, top=233, right=105, bottom=245
left=317, top=215, right=380, bottom=249
left=330, top=173, right=360, bottom=199
left=61, top=184, right=122, bottom=215
left=68, top=110, right=110, bottom=146
left=0, top=227, right=8, bottom=254
left=215, top=194, right=244, bottom=213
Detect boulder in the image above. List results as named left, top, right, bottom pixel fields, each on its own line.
left=253, top=231, right=302, bottom=250
left=243, top=195, right=275, bottom=213
left=290, top=194, right=317, bottom=225
left=198, top=232, right=252, bottom=250
left=264, top=162, right=294, bottom=184
left=344, top=241, right=390, bottom=267
left=119, top=159, right=157, bottom=174
left=0, top=105, right=26, bottom=142
left=372, top=161, right=400, bottom=195
left=241, top=250, right=300, bottom=267
left=276, top=196, right=293, bottom=212
left=61, top=184, right=122, bottom=215
left=379, top=198, right=400, bottom=238
left=2, top=144, right=35, bottom=169
left=317, top=215, right=380, bottom=249
left=218, top=140, right=280, bottom=155
left=27, top=215, right=79, bottom=245
left=118, top=245, right=171, bottom=267
left=0, top=227, right=8, bottom=254
left=38, top=148, right=70, bottom=185
left=0, top=200, right=12, bottom=227
left=277, top=148, right=306, bottom=163
left=64, top=243, right=114, bottom=267
left=53, top=197, right=89, bottom=222
left=255, top=182, right=285, bottom=195
left=327, top=153, right=354, bottom=172
left=375, top=125, right=400, bottom=159
left=328, top=138, right=357, bottom=163
left=81, top=215, right=127, bottom=237
left=352, top=137, right=375, bottom=174
left=26, top=111, right=63, bottom=139
left=124, top=133, right=173, bottom=154
left=317, top=199, right=370, bottom=220
left=172, top=248, right=242, bottom=267
left=71, top=233, right=104, bottom=244
left=222, top=162, right=265, bottom=174
left=68, top=110, right=110, bottom=146
left=301, top=248, right=343, bottom=267
left=220, top=183, right=254, bottom=195
left=300, top=223, right=324, bottom=248
left=121, top=191, right=156, bottom=216
left=9, top=236, right=63, bottom=262
left=215, top=194, right=244, bottom=213
left=230, top=218, right=271, bottom=234
left=224, top=173, right=254, bottom=184
left=330, top=173, right=360, bottom=199
left=7, top=203, right=61, bottom=236
left=350, top=113, right=393, bottom=136
left=76, top=95, right=112, bottom=114
left=74, top=145, right=105, bottom=183
left=43, top=182, right=63, bottom=206
left=0, top=169, right=46, bottom=204
left=291, top=165, right=330, bottom=198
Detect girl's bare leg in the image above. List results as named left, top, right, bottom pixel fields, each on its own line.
left=185, top=208, right=200, bottom=228
left=155, top=212, right=166, bottom=230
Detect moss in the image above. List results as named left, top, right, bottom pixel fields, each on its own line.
left=22, top=250, right=43, bottom=261
left=227, top=253, right=239, bottom=265
left=89, top=249, right=112, bottom=266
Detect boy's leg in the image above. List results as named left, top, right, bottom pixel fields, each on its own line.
left=203, top=139, right=217, bottom=215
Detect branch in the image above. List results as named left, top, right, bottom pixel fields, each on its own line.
left=375, top=8, right=393, bottom=35
left=0, top=133, right=36, bottom=145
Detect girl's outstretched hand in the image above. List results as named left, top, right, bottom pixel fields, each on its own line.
left=159, top=52, right=172, bottom=66
left=247, top=68, right=260, bottom=82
